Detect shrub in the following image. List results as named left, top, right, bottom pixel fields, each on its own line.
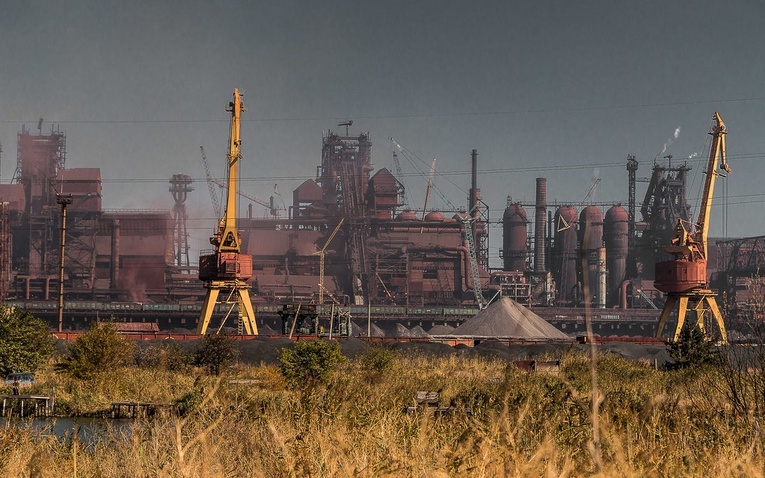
left=278, top=339, right=344, bottom=388
left=194, top=334, right=239, bottom=375
left=359, top=345, right=395, bottom=373
left=667, top=323, right=720, bottom=369
left=57, top=322, right=136, bottom=379
left=137, top=341, right=191, bottom=371
left=0, top=306, right=54, bottom=376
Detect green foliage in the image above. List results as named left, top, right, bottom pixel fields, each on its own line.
left=175, top=389, right=203, bottom=416
left=57, top=322, right=136, bottom=379
left=667, top=323, right=720, bottom=369
left=137, top=341, right=191, bottom=371
left=0, top=306, right=54, bottom=376
left=359, top=345, right=395, bottom=373
left=278, top=339, right=345, bottom=388
left=194, top=334, right=239, bottom=375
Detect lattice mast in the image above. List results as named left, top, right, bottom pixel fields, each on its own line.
left=197, top=89, right=257, bottom=335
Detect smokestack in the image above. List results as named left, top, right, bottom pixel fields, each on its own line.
left=534, top=178, right=547, bottom=273
left=111, top=219, right=120, bottom=290
left=469, top=149, right=478, bottom=217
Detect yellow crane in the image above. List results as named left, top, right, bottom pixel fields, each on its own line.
left=654, top=112, right=730, bottom=342
left=316, top=218, right=344, bottom=304
left=197, top=89, right=257, bottom=335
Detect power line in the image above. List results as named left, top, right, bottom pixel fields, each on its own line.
left=2, top=95, right=765, bottom=125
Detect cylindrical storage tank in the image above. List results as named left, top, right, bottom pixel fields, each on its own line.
left=604, top=205, right=628, bottom=307
left=502, top=201, right=527, bottom=271
left=553, top=205, right=578, bottom=305
left=396, top=211, right=418, bottom=221
left=424, top=211, right=445, bottom=221
left=578, top=206, right=604, bottom=306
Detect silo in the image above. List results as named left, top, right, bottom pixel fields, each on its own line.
left=553, top=205, right=578, bottom=305
left=579, top=206, right=604, bottom=306
left=604, top=205, right=628, bottom=307
left=502, top=200, right=527, bottom=271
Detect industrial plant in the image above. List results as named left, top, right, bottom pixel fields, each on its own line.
left=0, top=96, right=759, bottom=340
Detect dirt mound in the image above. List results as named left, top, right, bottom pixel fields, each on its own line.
left=428, top=324, right=455, bottom=335
left=453, top=298, right=568, bottom=339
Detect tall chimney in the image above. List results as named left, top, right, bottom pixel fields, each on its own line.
left=111, top=219, right=120, bottom=290
left=469, top=149, right=478, bottom=216
left=534, top=178, right=547, bottom=273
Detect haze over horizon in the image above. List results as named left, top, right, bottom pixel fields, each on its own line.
left=2, top=0, right=764, bottom=266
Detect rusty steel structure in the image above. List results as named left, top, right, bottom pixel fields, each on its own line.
left=2, top=110, right=764, bottom=342
left=0, top=123, right=175, bottom=303
left=240, top=135, right=489, bottom=307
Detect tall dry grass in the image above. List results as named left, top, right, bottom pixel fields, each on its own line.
left=1, top=349, right=764, bottom=477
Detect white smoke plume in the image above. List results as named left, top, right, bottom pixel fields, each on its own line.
left=658, top=126, right=681, bottom=157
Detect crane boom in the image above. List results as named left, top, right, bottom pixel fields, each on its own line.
left=695, top=112, right=730, bottom=261
left=214, top=89, right=245, bottom=253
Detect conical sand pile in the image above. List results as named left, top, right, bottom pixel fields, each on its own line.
left=452, top=297, right=568, bottom=339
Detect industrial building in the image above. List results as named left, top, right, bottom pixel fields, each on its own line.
left=0, top=117, right=757, bottom=334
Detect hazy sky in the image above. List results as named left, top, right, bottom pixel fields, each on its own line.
left=1, top=0, right=764, bottom=265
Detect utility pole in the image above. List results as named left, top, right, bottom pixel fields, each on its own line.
left=56, top=194, right=73, bottom=332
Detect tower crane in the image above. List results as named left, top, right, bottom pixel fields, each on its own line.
left=197, top=89, right=258, bottom=335
left=207, top=176, right=282, bottom=218
left=200, top=146, right=221, bottom=219
left=315, top=218, right=344, bottom=304
left=654, top=112, right=730, bottom=342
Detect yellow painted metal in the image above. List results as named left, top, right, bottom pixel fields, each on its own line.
left=216, top=88, right=246, bottom=253
left=655, top=113, right=730, bottom=343
left=198, top=89, right=258, bottom=336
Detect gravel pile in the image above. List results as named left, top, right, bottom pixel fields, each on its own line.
left=452, top=298, right=568, bottom=339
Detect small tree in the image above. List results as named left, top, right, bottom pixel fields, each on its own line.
left=667, top=323, right=720, bottom=369
left=58, top=322, right=136, bottom=379
left=0, top=306, right=54, bottom=376
left=194, top=334, right=239, bottom=375
left=279, top=339, right=344, bottom=388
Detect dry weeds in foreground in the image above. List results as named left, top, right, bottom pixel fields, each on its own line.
left=1, top=351, right=764, bottom=477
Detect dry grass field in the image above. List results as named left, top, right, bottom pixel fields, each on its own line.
left=2, top=345, right=764, bottom=477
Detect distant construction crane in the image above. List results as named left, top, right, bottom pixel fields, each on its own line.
left=315, top=218, right=344, bottom=304
left=200, top=146, right=221, bottom=220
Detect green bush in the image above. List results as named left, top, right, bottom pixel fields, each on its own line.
left=667, top=323, right=720, bottom=369
left=137, top=341, right=191, bottom=371
left=57, top=322, right=136, bottom=379
left=194, top=334, right=239, bottom=375
left=359, top=345, right=395, bottom=373
left=278, top=339, right=345, bottom=388
left=0, top=306, right=54, bottom=376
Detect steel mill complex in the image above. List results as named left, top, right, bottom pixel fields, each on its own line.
left=0, top=100, right=759, bottom=339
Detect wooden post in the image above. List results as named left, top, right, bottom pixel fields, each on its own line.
left=367, top=302, right=371, bottom=338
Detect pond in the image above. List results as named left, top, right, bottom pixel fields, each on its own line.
left=3, top=416, right=137, bottom=449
